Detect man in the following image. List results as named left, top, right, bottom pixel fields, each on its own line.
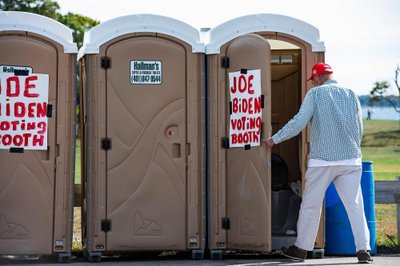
left=265, top=63, right=373, bottom=264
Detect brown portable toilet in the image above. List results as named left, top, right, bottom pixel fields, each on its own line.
left=205, top=14, right=326, bottom=257
left=78, top=14, right=206, bottom=261
left=0, top=11, right=77, bottom=262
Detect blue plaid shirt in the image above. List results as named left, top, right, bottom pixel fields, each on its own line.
left=271, top=80, right=363, bottom=161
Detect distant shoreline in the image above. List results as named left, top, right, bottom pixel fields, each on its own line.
left=359, top=95, right=399, bottom=108
left=361, top=106, right=400, bottom=120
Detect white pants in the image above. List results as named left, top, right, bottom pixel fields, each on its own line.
left=294, top=165, right=371, bottom=251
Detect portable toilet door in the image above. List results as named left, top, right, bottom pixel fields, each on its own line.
left=206, top=32, right=272, bottom=255
left=205, top=14, right=326, bottom=256
left=78, top=14, right=205, bottom=261
left=0, top=11, right=77, bottom=261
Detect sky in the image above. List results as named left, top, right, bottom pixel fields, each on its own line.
left=56, top=0, right=400, bottom=96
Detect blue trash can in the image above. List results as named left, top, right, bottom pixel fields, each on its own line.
left=325, top=161, right=377, bottom=255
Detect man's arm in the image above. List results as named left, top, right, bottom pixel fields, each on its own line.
left=266, top=89, right=315, bottom=149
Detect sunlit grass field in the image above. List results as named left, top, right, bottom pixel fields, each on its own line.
left=362, top=120, right=400, bottom=181
left=361, top=119, right=400, bottom=252
left=74, top=139, right=81, bottom=184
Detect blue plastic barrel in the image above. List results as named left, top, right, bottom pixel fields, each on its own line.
left=325, top=161, right=377, bottom=255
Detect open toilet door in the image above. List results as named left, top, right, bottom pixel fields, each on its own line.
left=208, top=33, right=271, bottom=252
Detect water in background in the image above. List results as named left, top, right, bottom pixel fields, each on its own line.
left=362, top=107, right=400, bottom=120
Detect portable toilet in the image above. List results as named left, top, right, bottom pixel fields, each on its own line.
left=0, top=11, right=77, bottom=262
left=205, top=14, right=326, bottom=256
left=78, top=14, right=206, bottom=261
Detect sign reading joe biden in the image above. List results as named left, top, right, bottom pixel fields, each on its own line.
left=0, top=73, right=49, bottom=150
left=229, top=69, right=262, bottom=148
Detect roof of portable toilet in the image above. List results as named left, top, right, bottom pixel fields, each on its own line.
left=78, top=14, right=205, bottom=59
left=0, top=11, right=77, bottom=53
left=205, top=14, right=325, bottom=54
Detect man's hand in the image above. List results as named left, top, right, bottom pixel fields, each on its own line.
left=265, top=137, right=275, bottom=151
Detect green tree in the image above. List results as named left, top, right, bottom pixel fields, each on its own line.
left=0, top=0, right=60, bottom=19
left=0, top=0, right=99, bottom=47
left=370, top=65, right=400, bottom=114
left=58, top=12, right=98, bottom=48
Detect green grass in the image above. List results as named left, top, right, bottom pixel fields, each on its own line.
left=361, top=120, right=400, bottom=181
left=361, top=119, right=400, bottom=252
left=73, top=140, right=82, bottom=253
left=75, top=139, right=81, bottom=184
left=375, top=204, right=399, bottom=253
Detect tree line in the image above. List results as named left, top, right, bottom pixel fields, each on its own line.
left=0, top=0, right=99, bottom=48
left=359, top=95, right=399, bottom=107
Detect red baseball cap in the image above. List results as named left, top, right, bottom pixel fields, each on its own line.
left=307, top=63, right=333, bottom=81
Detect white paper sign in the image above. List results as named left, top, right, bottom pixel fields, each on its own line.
left=0, top=73, right=49, bottom=150
left=229, top=69, right=262, bottom=148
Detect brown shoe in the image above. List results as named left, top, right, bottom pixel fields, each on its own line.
left=357, top=250, right=373, bottom=264
left=281, top=245, right=307, bottom=261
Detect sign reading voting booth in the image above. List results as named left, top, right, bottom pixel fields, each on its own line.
left=229, top=69, right=262, bottom=148
left=0, top=73, right=49, bottom=150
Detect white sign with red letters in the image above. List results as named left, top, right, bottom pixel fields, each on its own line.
left=229, top=69, right=262, bottom=148
left=0, top=73, right=49, bottom=150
